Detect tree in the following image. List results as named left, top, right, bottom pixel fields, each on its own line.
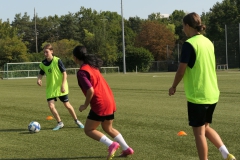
left=169, top=10, right=187, bottom=44
left=41, top=39, right=81, bottom=68
left=207, top=0, right=239, bottom=40
left=206, top=0, right=240, bottom=68
left=127, top=16, right=144, bottom=34
left=11, top=12, right=35, bottom=52
left=0, top=21, right=28, bottom=67
left=117, top=46, right=154, bottom=72
left=0, top=37, right=28, bottom=67
left=135, top=21, right=175, bottom=61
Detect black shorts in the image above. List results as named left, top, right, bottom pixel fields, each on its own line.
left=188, top=101, right=217, bottom=127
left=87, top=109, right=114, bottom=122
left=47, top=95, right=69, bottom=103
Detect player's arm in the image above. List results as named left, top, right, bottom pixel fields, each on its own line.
left=77, top=70, right=93, bottom=112
left=79, top=87, right=94, bottom=112
left=61, top=71, right=67, bottom=93
left=58, top=59, right=67, bottom=93
left=37, top=69, right=45, bottom=86
left=169, top=63, right=187, bottom=95
left=169, top=42, right=192, bottom=96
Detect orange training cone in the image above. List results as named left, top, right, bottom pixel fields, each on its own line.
left=46, top=116, right=54, bottom=120
left=177, top=131, right=187, bottom=136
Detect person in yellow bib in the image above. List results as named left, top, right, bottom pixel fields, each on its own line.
left=168, top=13, right=235, bottom=160
left=37, top=43, right=84, bottom=131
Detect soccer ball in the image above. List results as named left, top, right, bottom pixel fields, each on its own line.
left=28, top=121, right=41, bottom=133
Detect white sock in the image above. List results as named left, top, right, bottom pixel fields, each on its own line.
left=114, top=134, right=129, bottom=150
left=219, top=145, right=229, bottom=159
left=100, top=135, right=113, bottom=147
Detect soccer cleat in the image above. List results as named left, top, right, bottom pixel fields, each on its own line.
left=107, top=142, right=120, bottom=160
left=75, top=120, right=84, bottom=128
left=226, top=154, right=236, bottom=160
left=119, top=147, right=134, bottom=157
left=52, top=122, right=64, bottom=131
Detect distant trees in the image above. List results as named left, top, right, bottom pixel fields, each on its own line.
left=0, top=21, right=28, bottom=67
left=1, top=0, right=240, bottom=71
left=205, top=0, right=240, bottom=67
left=135, top=21, right=175, bottom=61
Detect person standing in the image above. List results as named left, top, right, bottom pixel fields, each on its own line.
left=37, top=43, right=84, bottom=131
left=72, top=45, right=134, bottom=160
left=168, top=12, right=236, bottom=160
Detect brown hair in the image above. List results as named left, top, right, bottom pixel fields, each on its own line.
left=43, top=43, right=53, bottom=51
left=183, top=12, right=206, bottom=33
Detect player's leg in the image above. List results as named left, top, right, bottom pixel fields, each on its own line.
left=101, top=115, right=134, bottom=157
left=47, top=98, right=61, bottom=122
left=204, top=104, right=235, bottom=160
left=86, top=110, right=119, bottom=160
left=47, top=98, right=64, bottom=130
left=60, top=95, right=77, bottom=119
left=192, top=125, right=208, bottom=160
left=60, top=95, right=84, bottom=128
left=188, top=102, right=208, bottom=160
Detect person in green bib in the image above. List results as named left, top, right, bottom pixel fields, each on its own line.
left=37, top=43, right=84, bottom=131
left=168, top=13, right=235, bottom=160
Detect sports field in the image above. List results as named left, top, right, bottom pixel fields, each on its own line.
left=0, top=71, right=239, bottom=160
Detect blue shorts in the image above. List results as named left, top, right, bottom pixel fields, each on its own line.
left=47, top=95, right=69, bottom=103
left=87, top=109, right=114, bottom=122
left=188, top=101, right=217, bottom=127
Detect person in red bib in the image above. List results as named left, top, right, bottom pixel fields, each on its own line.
left=72, top=45, right=134, bottom=160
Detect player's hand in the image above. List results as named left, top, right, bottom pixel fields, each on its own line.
left=61, top=86, right=65, bottom=93
left=169, top=87, right=176, bottom=96
left=79, top=105, right=88, bottom=112
left=37, top=80, right=42, bottom=86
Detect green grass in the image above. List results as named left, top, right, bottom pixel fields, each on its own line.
left=0, top=71, right=239, bottom=160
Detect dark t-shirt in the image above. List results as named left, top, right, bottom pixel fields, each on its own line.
left=39, top=58, right=66, bottom=75
left=180, top=42, right=196, bottom=68
left=77, top=69, right=93, bottom=91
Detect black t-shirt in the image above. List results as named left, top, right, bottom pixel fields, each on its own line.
left=180, top=42, right=196, bottom=68
left=39, top=58, right=66, bottom=75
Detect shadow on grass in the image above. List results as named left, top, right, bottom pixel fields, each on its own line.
left=0, top=157, right=105, bottom=160
left=0, top=156, right=125, bottom=160
left=0, top=126, right=82, bottom=133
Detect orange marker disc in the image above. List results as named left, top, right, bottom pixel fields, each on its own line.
left=177, top=131, right=187, bottom=136
left=46, top=116, right=54, bottom=120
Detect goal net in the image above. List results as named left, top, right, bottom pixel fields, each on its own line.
left=100, top=66, right=120, bottom=74
left=65, top=67, right=120, bottom=75
left=2, top=62, right=41, bottom=79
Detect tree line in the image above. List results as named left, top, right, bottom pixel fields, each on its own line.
left=0, top=0, right=240, bottom=71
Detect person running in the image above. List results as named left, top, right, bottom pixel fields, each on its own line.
left=37, top=43, right=84, bottom=131
left=72, top=45, right=134, bottom=160
left=168, top=12, right=236, bottom=160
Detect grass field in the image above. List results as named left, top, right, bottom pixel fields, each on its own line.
left=0, top=71, right=239, bottom=160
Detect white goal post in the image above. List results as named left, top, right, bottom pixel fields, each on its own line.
left=66, top=66, right=120, bottom=75
left=1, top=63, right=120, bottom=79
left=100, top=66, right=120, bottom=74
left=2, top=62, right=41, bottom=79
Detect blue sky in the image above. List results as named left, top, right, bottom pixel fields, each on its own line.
left=0, top=0, right=221, bottom=22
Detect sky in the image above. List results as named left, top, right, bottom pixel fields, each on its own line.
left=0, top=0, right=222, bottom=22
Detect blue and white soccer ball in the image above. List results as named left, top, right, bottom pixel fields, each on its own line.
left=28, top=121, right=41, bottom=133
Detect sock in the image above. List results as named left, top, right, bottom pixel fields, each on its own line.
left=219, top=145, right=229, bottom=159
left=100, top=135, right=113, bottom=147
left=114, top=134, right=129, bottom=150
